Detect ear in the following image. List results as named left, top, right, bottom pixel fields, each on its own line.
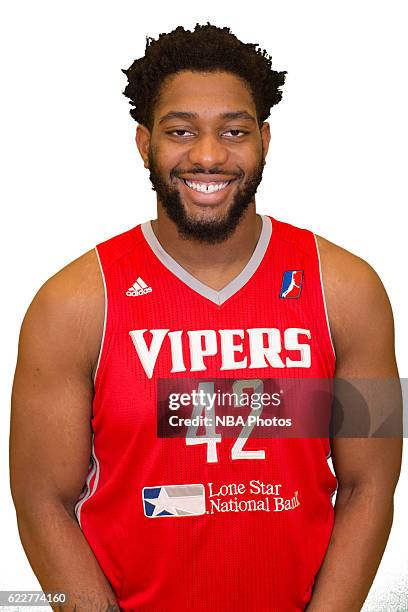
left=260, top=122, right=271, bottom=161
left=135, top=124, right=152, bottom=169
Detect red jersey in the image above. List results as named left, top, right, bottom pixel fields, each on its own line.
left=74, top=214, right=338, bottom=611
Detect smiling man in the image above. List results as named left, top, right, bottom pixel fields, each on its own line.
left=144, top=76, right=267, bottom=245
left=10, top=23, right=402, bottom=612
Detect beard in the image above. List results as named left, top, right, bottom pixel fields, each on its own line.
left=147, top=149, right=265, bottom=245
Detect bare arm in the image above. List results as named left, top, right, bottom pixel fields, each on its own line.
left=9, top=250, right=119, bottom=611
left=306, top=238, right=403, bottom=611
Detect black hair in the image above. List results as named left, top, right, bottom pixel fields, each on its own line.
left=121, top=22, right=287, bottom=130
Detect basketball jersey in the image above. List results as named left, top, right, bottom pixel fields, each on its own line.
left=74, top=214, right=338, bottom=611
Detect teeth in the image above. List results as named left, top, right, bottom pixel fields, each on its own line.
left=184, top=179, right=230, bottom=193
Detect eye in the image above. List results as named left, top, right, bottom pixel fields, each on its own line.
left=223, top=129, right=249, bottom=138
left=166, top=129, right=195, bottom=137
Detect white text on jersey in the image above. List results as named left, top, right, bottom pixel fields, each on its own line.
left=128, top=328, right=311, bottom=378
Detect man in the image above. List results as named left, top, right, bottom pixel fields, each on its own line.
left=10, top=23, right=402, bottom=612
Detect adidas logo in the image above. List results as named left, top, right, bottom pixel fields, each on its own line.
left=126, top=277, right=153, bottom=297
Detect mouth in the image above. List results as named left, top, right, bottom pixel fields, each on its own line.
left=181, top=177, right=235, bottom=194
left=178, top=175, right=238, bottom=206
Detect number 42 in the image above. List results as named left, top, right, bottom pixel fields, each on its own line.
left=185, top=379, right=265, bottom=463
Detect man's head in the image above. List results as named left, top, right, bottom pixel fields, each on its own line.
left=122, top=23, right=287, bottom=243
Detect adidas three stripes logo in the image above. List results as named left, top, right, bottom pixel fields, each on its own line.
left=126, top=277, right=153, bottom=297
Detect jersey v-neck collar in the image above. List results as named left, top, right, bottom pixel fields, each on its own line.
left=140, top=214, right=272, bottom=306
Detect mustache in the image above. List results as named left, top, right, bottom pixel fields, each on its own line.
left=171, top=168, right=243, bottom=179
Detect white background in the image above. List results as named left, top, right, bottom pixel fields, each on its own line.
left=1, top=1, right=406, bottom=610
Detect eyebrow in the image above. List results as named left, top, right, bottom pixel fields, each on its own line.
left=158, top=110, right=257, bottom=125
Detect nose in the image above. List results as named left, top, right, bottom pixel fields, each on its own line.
left=186, top=132, right=229, bottom=169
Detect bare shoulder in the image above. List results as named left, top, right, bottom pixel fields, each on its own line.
left=19, top=248, right=104, bottom=379
left=34, top=248, right=103, bottom=306
left=315, top=234, right=394, bottom=362
left=315, top=233, right=386, bottom=300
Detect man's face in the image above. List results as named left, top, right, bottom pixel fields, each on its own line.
left=137, top=70, right=271, bottom=244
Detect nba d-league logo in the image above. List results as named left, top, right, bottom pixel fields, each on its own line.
left=280, top=270, right=304, bottom=299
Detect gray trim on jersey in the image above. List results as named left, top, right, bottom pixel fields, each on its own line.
left=140, top=214, right=272, bottom=305
left=313, top=233, right=336, bottom=361
left=92, top=246, right=107, bottom=384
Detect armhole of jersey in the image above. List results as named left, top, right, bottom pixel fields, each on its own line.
left=92, top=245, right=108, bottom=387
left=313, top=233, right=336, bottom=362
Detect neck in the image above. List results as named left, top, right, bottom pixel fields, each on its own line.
left=149, top=203, right=263, bottom=292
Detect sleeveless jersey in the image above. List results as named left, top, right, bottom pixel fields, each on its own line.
left=74, top=214, right=338, bottom=611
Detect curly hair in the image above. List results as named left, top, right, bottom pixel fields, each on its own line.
left=121, top=22, right=287, bottom=131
